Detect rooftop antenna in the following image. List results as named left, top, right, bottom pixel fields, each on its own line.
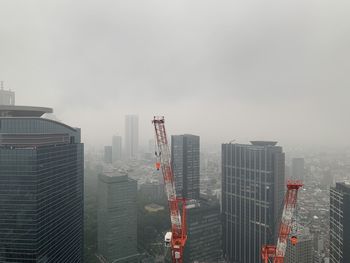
left=229, top=139, right=236, bottom=144
left=0, top=81, right=3, bottom=90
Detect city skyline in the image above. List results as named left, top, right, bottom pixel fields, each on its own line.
left=0, top=0, right=349, bottom=148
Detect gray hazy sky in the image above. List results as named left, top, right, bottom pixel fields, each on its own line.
left=1, top=0, right=349, bottom=148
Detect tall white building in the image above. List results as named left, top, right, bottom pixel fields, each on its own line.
left=125, top=115, right=139, bottom=159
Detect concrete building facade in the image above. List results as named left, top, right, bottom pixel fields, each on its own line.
left=222, top=141, right=285, bottom=263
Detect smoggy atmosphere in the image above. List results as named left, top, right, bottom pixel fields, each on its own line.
left=1, top=0, right=349, bottom=148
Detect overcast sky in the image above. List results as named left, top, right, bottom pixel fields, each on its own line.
left=0, top=0, right=349, bottom=149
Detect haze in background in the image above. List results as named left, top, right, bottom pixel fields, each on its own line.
left=0, top=0, right=349, bottom=148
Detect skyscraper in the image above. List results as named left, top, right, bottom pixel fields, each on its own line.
left=291, top=158, right=305, bottom=181
left=97, top=171, right=138, bottom=262
left=222, top=141, right=285, bottom=263
left=184, top=199, right=222, bottom=263
left=125, top=115, right=139, bottom=159
left=171, top=134, right=200, bottom=199
left=112, top=135, right=122, bottom=162
left=0, top=104, right=84, bottom=262
left=329, top=182, right=350, bottom=263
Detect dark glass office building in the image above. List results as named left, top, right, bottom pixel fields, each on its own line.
left=184, top=199, right=222, bottom=263
left=222, top=141, right=285, bottom=263
left=330, top=182, right=350, bottom=263
left=171, top=134, right=200, bottom=200
left=0, top=105, right=84, bottom=262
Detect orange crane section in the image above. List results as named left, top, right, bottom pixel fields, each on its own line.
left=152, top=116, right=187, bottom=263
left=262, top=180, right=303, bottom=263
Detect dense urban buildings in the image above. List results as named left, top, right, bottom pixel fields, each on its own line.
left=285, top=226, right=313, bottom=263
left=222, top=141, right=285, bottom=263
left=125, top=115, right=139, bottom=159
left=329, top=182, right=350, bottom=263
left=0, top=101, right=84, bottom=262
left=291, top=158, right=305, bottom=181
left=171, top=134, right=200, bottom=199
left=97, top=171, right=138, bottom=262
left=184, top=199, right=222, bottom=262
left=112, top=135, right=122, bottom=161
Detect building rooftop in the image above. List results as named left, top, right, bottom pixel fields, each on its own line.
left=0, top=105, right=53, bottom=117
left=250, top=141, right=278, bottom=146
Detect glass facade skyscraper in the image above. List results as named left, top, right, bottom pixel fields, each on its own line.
left=330, top=182, right=350, bottom=263
left=0, top=106, right=83, bottom=262
left=171, top=134, right=200, bottom=200
left=222, top=141, right=285, bottom=263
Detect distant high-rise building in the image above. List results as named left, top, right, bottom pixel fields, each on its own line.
left=329, top=182, right=350, bottom=263
left=285, top=226, right=313, bottom=263
left=112, top=135, right=122, bottom=162
left=292, top=158, right=305, bottom=181
left=184, top=199, right=222, bottom=263
left=171, top=134, right=200, bottom=199
left=0, top=104, right=84, bottom=262
left=222, top=141, right=285, bottom=263
left=104, top=145, right=112, bottom=164
left=98, top=171, right=138, bottom=262
left=125, top=115, right=139, bottom=159
left=0, top=82, right=15, bottom=105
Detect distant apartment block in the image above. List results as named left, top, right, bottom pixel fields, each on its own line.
left=171, top=134, right=200, bottom=199
left=97, top=171, right=138, bottom=263
left=222, top=141, right=285, bottom=263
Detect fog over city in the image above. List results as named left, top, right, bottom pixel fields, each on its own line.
left=1, top=0, right=349, bottom=148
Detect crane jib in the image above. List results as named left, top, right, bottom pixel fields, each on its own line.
left=152, top=116, right=187, bottom=263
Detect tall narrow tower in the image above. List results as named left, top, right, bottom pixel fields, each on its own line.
left=125, top=115, right=139, bottom=159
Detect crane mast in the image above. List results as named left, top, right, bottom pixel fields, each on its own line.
left=262, top=180, right=303, bottom=263
left=152, top=116, right=187, bottom=263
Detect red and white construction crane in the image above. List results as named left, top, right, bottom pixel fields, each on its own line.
left=261, top=180, right=303, bottom=263
left=152, top=116, right=187, bottom=263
